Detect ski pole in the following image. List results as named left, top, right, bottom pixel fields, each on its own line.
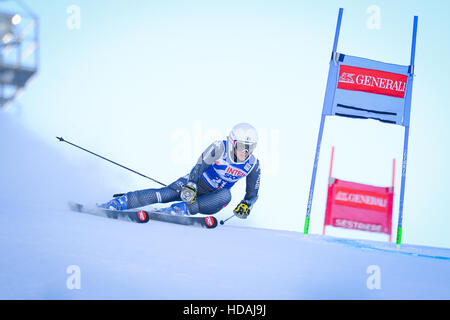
left=56, top=137, right=168, bottom=187
left=219, top=214, right=235, bottom=225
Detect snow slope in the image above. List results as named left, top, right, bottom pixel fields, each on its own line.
left=0, top=113, right=449, bottom=300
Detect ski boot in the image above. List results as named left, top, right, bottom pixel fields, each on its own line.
left=160, top=201, right=190, bottom=216
left=97, top=194, right=128, bottom=211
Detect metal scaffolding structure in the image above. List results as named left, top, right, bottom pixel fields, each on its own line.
left=0, top=0, right=38, bottom=108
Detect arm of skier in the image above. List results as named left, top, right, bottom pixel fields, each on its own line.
left=180, top=141, right=224, bottom=203
left=234, top=160, right=261, bottom=218
left=188, top=141, right=224, bottom=184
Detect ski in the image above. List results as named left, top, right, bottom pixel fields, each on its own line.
left=68, top=202, right=218, bottom=229
left=68, top=202, right=150, bottom=223
left=147, top=208, right=218, bottom=229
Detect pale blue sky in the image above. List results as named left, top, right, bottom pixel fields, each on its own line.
left=5, top=0, right=450, bottom=248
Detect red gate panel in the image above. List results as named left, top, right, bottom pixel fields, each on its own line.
left=324, top=178, right=394, bottom=235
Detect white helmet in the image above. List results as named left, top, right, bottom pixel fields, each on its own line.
left=227, top=123, right=258, bottom=163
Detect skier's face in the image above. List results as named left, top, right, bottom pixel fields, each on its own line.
left=234, top=148, right=249, bottom=162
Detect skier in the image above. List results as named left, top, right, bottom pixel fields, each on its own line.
left=98, top=123, right=261, bottom=219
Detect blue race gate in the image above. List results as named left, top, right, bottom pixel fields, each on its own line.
left=303, top=8, right=418, bottom=247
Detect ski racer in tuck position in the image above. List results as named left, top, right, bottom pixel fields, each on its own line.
left=98, top=123, right=261, bottom=219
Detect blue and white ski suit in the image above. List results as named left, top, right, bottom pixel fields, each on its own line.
left=125, top=140, right=260, bottom=215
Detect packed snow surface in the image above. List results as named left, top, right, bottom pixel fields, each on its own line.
left=1, top=114, right=449, bottom=299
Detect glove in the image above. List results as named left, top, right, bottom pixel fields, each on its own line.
left=233, top=200, right=251, bottom=219
left=180, top=182, right=197, bottom=204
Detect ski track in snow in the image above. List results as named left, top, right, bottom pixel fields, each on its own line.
left=1, top=114, right=449, bottom=299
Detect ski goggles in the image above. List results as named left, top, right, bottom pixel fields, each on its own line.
left=232, top=140, right=256, bottom=154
